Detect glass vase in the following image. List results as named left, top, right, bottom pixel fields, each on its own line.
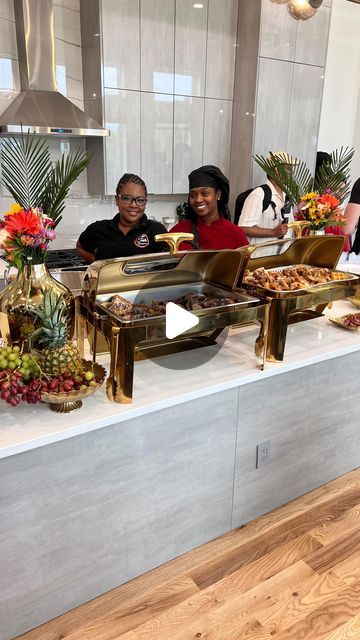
left=0, top=262, right=74, bottom=350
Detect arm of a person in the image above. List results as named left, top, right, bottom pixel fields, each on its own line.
left=239, top=192, right=287, bottom=238
left=76, top=240, right=95, bottom=263
left=240, top=224, right=287, bottom=239
left=344, top=202, right=360, bottom=235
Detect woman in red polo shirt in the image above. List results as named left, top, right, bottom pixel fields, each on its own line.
left=170, top=165, right=248, bottom=250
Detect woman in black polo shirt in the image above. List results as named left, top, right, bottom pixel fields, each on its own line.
left=76, top=173, right=168, bottom=263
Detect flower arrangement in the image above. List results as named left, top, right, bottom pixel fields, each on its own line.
left=296, top=190, right=345, bottom=231
left=254, top=147, right=354, bottom=213
left=0, top=130, right=90, bottom=270
left=0, top=203, right=57, bottom=268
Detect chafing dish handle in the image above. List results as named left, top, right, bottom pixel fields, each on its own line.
left=154, top=233, right=194, bottom=254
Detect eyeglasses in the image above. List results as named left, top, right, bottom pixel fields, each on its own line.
left=117, top=195, right=147, bottom=206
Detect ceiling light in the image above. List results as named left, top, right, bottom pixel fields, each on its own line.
left=193, top=3, right=204, bottom=7
left=287, top=0, right=317, bottom=20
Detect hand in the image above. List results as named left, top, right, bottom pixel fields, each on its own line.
left=273, top=223, right=288, bottom=238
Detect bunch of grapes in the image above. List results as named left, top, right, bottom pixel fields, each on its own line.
left=0, top=343, right=42, bottom=407
left=0, top=369, right=42, bottom=406
left=0, top=345, right=40, bottom=380
left=0, top=343, right=100, bottom=408
left=40, top=370, right=99, bottom=394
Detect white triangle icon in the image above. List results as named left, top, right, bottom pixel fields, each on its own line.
left=165, top=302, right=199, bottom=340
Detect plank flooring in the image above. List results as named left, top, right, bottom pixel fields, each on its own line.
left=15, top=467, right=360, bottom=640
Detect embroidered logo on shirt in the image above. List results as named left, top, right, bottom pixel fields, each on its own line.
left=134, top=233, right=150, bottom=248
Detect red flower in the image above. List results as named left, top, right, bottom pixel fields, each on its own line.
left=4, top=209, right=41, bottom=236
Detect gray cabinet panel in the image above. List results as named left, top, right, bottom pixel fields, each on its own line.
left=140, top=0, right=175, bottom=93
left=252, top=57, right=293, bottom=186
left=104, top=88, right=141, bottom=194
left=232, top=353, right=360, bottom=528
left=203, top=98, right=232, bottom=175
left=295, top=6, right=331, bottom=67
left=175, top=0, right=207, bottom=97
left=259, top=0, right=297, bottom=62
left=102, top=0, right=140, bottom=91
left=0, top=390, right=238, bottom=639
left=287, top=63, right=325, bottom=173
left=206, top=0, right=238, bottom=99
left=173, top=95, right=204, bottom=193
left=141, top=91, right=173, bottom=193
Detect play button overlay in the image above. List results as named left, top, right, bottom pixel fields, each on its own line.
left=165, top=302, right=199, bottom=339
left=132, top=270, right=229, bottom=371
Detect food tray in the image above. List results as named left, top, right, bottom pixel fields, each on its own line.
left=329, top=312, right=360, bottom=331
left=97, top=282, right=260, bottom=324
left=243, top=264, right=358, bottom=297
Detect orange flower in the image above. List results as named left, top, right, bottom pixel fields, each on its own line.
left=319, top=193, right=340, bottom=209
left=20, top=234, right=36, bottom=246
left=4, top=209, right=41, bottom=235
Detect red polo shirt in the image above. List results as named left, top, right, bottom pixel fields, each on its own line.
left=170, top=217, right=249, bottom=250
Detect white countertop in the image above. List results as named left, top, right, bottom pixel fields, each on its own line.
left=1, top=298, right=360, bottom=459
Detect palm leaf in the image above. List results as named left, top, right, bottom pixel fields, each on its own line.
left=1, top=132, right=51, bottom=208
left=41, top=148, right=91, bottom=226
left=254, top=152, right=313, bottom=206
left=314, top=146, right=354, bottom=203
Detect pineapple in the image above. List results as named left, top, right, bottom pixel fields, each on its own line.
left=30, top=290, right=82, bottom=376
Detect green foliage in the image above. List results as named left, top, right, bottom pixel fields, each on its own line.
left=0, top=130, right=91, bottom=226
left=254, top=147, right=354, bottom=206
left=314, top=147, right=354, bottom=203
left=254, top=152, right=313, bottom=206
left=1, top=134, right=51, bottom=209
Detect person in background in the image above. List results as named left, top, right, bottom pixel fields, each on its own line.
left=76, top=173, right=167, bottom=263
left=344, top=177, right=360, bottom=255
left=170, top=165, right=248, bottom=250
left=238, top=151, right=295, bottom=244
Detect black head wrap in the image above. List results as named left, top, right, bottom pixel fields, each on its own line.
left=188, top=165, right=229, bottom=205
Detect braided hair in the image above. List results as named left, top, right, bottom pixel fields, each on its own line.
left=116, top=173, right=147, bottom=196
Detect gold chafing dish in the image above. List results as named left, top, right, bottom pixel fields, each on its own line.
left=238, top=235, right=360, bottom=362
left=76, top=250, right=270, bottom=403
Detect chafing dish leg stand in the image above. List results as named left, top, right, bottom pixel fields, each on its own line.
left=266, top=282, right=360, bottom=362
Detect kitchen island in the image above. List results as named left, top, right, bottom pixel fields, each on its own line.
left=1, top=299, right=360, bottom=639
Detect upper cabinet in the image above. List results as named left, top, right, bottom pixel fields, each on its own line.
left=101, top=0, right=239, bottom=194
left=140, top=0, right=175, bottom=94
left=102, top=0, right=140, bottom=91
left=205, top=0, right=238, bottom=100
left=175, top=0, right=207, bottom=98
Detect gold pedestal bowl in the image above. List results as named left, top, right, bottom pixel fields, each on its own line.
left=41, top=360, right=106, bottom=413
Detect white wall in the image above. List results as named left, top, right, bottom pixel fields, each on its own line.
left=318, top=0, right=360, bottom=186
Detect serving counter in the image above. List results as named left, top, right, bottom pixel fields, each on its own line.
left=1, top=298, right=360, bottom=639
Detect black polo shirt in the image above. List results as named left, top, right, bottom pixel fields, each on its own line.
left=78, top=214, right=168, bottom=260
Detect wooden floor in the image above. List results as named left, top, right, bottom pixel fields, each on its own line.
left=16, top=467, right=360, bottom=640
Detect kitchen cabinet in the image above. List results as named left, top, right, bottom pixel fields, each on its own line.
left=173, top=95, right=204, bottom=193
left=140, top=91, right=174, bottom=194
left=174, top=0, right=207, bottom=98
left=140, top=0, right=175, bottom=94
left=101, top=0, right=238, bottom=194
left=203, top=98, right=233, bottom=178
left=102, top=0, right=140, bottom=91
left=104, top=87, right=141, bottom=194
left=205, top=0, right=238, bottom=100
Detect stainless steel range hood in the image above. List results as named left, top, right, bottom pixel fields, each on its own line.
left=0, top=0, right=109, bottom=137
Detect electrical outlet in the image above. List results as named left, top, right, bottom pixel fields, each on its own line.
left=256, top=440, right=271, bottom=468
